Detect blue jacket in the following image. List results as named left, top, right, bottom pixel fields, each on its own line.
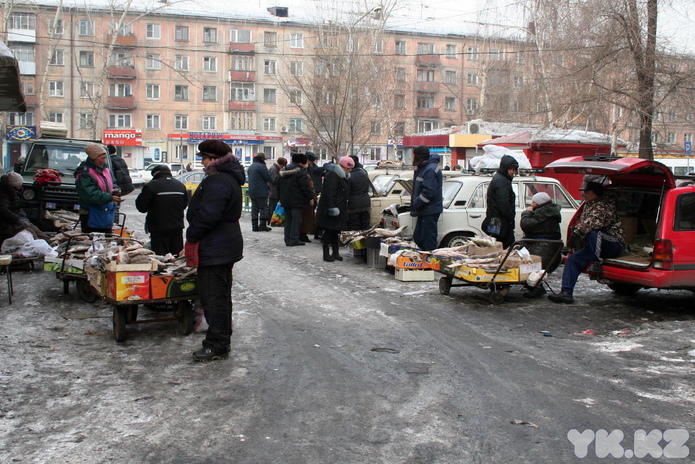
left=247, top=157, right=272, bottom=199
left=410, top=154, right=443, bottom=217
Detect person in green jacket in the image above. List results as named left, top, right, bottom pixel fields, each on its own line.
left=75, top=144, right=123, bottom=233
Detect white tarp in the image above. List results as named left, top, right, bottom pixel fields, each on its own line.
left=469, top=145, right=532, bottom=172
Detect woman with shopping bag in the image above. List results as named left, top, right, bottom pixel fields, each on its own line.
left=75, top=144, right=123, bottom=233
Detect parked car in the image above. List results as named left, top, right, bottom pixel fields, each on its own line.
left=175, top=170, right=205, bottom=195
left=140, top=163, right=184, bottom=183
left=381, top=172, right=578, bottom=248
left=129, top=168, right=145, bottom=187
left=546, top=155, right=695, bottom=295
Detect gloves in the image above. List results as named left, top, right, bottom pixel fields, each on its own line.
left=327, top=207, right=340, bottom=217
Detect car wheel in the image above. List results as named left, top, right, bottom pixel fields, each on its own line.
left=440, top=232, right=474, bottom=248
left=607, top=283, right=641, bottom=295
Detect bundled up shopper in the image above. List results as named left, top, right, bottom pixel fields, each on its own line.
left=135, top=165, right=188, bottom=255
left=548, top=182, right=625, bottom=304
left=278, top=153, right=314, bottom=246
left=268, top=157, right=287, bottom=220
left=483, top=154, right=518, bottom=248
left=76, top=143, right=123, bottom=234
left=316, top=156, right=353, bottom=262
left=186, top=139, right=245, bottom=361
left=0, top=172, right=47, bottom=244
left=247, top=153, right=273, bottom=232
left=347, top=155, right=371, bottom=231
left=299, top=169, right=317, bottom=243
left=306, top=152, right=326, bottom=240
left=106, top=144, right=134, bottom=195
left=410, top=146, right=443, bottom=252
left=519, top=191, right=563, bottom=298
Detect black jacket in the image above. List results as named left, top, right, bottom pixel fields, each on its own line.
left=308, top=162, right=326, bottom=194
left=135, top=172, right=188, bottom=234
left=186, top=154, right=245, bottom=267
left=347, top=166, right=371, bottom=211
left=0, top=176, right=27, bottom=234
left=520, top=201, right=563, bottom=272
left=247, top=157, right=272, bottom=199
left=315, top=164, right=350, bottom=231
left=278, top=163, right=313, bottom=208
left=484, top=155, right=517, bottom=234
left=110, top=154, right=134, bottom=195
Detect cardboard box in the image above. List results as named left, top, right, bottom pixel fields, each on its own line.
left=395, top=256, right=431, bottom=269
left=346, top=246, right=365, bottom=258
left=467, top=242, right=504, bottom=256
left=85, top=267, right=105, bottom=296
left=150, top=275, right=197, bottom=300
left=105, top=260, right=158, bottom=272
left=107, top=271, right=150, bottom=301
left=621, top=217, right=638, bottom=244
left=43, top=257, right=85, bottom=274
left=505, top=255, right=543, bottom=280
left=395, top=268, right=435, bottom=281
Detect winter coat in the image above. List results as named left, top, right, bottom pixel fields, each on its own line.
left=0, top=175, right=28, bottom=235
left=483, top=154, right=517, bottom=237
left=308, top=162, right=326, bottom=194
left=135, top=171, right=188, bottom=235
left=268, top=163, right=282, bottom=200
left=75, top=158, right=119, bottom=213
left=520, top=201, right=563, bottom=272
left=186, top=154, right=245, bottom=267
left=410, top=154, right=443, bottom=217
left=315, top=163, right=350, bottom=231
left=247, top=157, right=272, bottom=199
left=109, top=154, right=134, bottom=195
left=574, top=193, right=625, bottom=246
left=278, top=163, right=313, bottom=208
left=347, top=165, right=371, bottom=212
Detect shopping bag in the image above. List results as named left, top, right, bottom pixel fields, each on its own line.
left=185, top=241, right=199, bottom=268
left=270, top=203, right=285, bottom=227
left=87, top=203, right=116, bottom=229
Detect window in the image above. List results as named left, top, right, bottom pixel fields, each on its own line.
left=230, top=112, right=255, bottom=130
left=394, top=94, right=406, bottom=109
left=263, top=88, right=277, bottom=104
left=395, top=40, right=406, bottom=55
left=675, top=193, right=695, bottom=231
left=445, top=71, right=457, bottom=85
left=79, top=50, right=94, bottom=67
left=111, top=51, right=133, bottom=66
left=466, top=98, right=478, bottom=111
left=264, top=60, right=277, bottom=74
left=174, top=145, right=187, bottom=161
left=685, top=134, right=693, bottom=144
left=146, top=54, right=161, bottom=70
left=668, top=133, right=677, bottom=144
left=263, top=118, right=276, bottom=132
left=49, top=19, right=64, bottom=35
left=232, top=56, right=254, bottom=71
left=516, top=51, right=525, bottom=64
left=264, top=31, right=277, bottom=47
left=48, top=112, right=64, bottom=123
left=230, top=83, right=255, bottom=101
left=8, top=111, right=34, bottom=126
left=146, top=114, right=160, bottom=129
left=10, top=44, right=35, bottom=62
left=290, top=61, right=303, bottom=76
left=467, top=72, right=479, bottom=86
left=49, top=81, right=64, bottom=97
left=290, top=33, right=304, bottom=48
left=289, top=90, right=302, bottom=105
left=468, top=46, right=479, bottom=61
left=9, top=13, right=36, bottom=30
left=446, top=44, right=457, bottom=59
left=393, top=121, right=405, bottom=137
left=395, top=67, right=406, bottom=82
left=370, top=121, right=382, bottom=136
left=445, top=97, right=456, bottom=111
left=374, top=39, right=384, bottom=54
left=175, top=25, right=189, bottom=41
left=175, top=55, right=189, bottom=71
left=417, top=43, right=435, bottom=54
left=203, top=86, right=217, bottom=101
left=78, top=112, right=94, bottom=130
left=513, top=75, right=524, bottom=89
left=174, top=85, right=189, bottom=101
left=417, top=120, right=438, bottom=132
left=230, top=29, right=251, bottom=43
left=175, top=115, right=189, bottom=130
left=109, top=114, right=132, bottom=128
left=417, top=68, right=435, bottom=82
left=203, top=56, right=217, bottom=72
left=146, top=23, right=161, bottom=39
left=146, top=84, right=160, bottom=100
left=80, top=82, right=95, bottom=98
left=20, top=76, right=34, bottom=95
left=417, top=95, right=434, bottom=108
left=50, top=49, right=64, bottom=66
left=687, top=113, right=694, bottom=123
left=263, top=146, right=276, bottom=158
left=202, top=116, right=216, bottom=130
left=109, top=83, right=132, bottom=97
left=109, top=21, right=132, bottom=35
left=203, top=27, right=217, bottom=43
left=79, top=20, right=94, bottom=36
left=371, top=95, right=381, bottom=109
left=324, top=91, right=335, bottom=105
left=289, top=118, right=304, bottom=133
left=489, top=48, right=505, bottom=61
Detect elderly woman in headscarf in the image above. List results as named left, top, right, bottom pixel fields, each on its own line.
left=315, top=156, right=354, bottom=262
left=75, top=143, right=123, bottom=233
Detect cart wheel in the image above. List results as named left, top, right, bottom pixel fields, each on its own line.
left=76, top=279, right=98, bottom=303
left=488, top=285, right=510, bottom=305
left=113, top=306, right=128, bottom=343
left=177, top=300, right=195, bottom=335
left=439, top=276, right=452, bottom=295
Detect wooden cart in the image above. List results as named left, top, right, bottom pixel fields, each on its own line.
left=107, top=296, right=195, bottom=343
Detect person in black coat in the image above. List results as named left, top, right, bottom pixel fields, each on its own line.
left=247, top=153, right=273, bottom=232
left=483, top=154, right=519, bottom=248
left=106, top=144, right=134, bottom=195
left=278, top=153, right=313, bottom=246
left=0, top=172, right=48, bottom=244
left=186, top=140, right=245, bottom=362
left=316, top=156, right=353, bottom=262
left=135, top=165, right=188, bottom=255
left=347, top=155, right=371, bottom=231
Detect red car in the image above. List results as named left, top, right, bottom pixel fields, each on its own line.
left=546, top=155, right=695, bottom=295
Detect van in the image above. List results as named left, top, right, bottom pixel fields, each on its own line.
left=546, top=155, right=695, bottom=295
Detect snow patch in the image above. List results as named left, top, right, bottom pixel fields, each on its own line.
left=591, top=341, right=643, bottom=353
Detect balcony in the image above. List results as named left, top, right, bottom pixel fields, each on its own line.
left=228, top=100, right=255, bottom=111
left=7, top=28, right=36, bottom=43
left=415, top=82, right=440, bottom=93
left=229, top=42, right=255, bottom=54
left=415, top=107, right=439, bottom=118
left=107, top=34, right=137, bottom=47
left=107, top=96, right=136, bottom=110
left=229, top=70, right=256, bottom=82
left=416, top=54, right=440, bottom=66
left=24, top=95, right=37, bottom=106
left=107, top=65, right=137, bottom=79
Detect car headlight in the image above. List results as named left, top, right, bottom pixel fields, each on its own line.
left=22, top=188, right=36, bottom=200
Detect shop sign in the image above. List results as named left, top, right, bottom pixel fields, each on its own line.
left=387, top=137, right=404, bottom=147
left=103, top=129, right=142, bottom=146
left=6, top=125, right=36, bottom=141
left=285, top=138, right=312, bottom=148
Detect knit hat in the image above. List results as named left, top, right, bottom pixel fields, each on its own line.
left=413, top=145, right=430, bottom=164
left=151, top=165, right=171, bottom=177
left=6, top=172, right=23, bottom=187
left=306, top=152, right=317, bottom=161
left=532, top=192, right=551, bottom=205
left=581, top=181, right=604, bottom=196
left=197, top=140, right=231, bottom=159
left=106, top=144, right=117, bottom=155
left=85, top=143, right=107, bottom=160
left=339, top=156, right=355, bottom=169
left=292, top=153, right=308, bottom=164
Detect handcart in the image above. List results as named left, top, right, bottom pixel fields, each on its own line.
left=430, top=239, right=564, bottom=305
left=107, top=295, right=196, bottom=343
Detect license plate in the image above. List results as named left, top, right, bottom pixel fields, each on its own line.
left=45, top=202, right=56, bottom=209
left=74, top=204, right=81, bottom=211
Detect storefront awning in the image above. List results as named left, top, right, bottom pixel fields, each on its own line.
left=0, top=41, right=26, bottom=112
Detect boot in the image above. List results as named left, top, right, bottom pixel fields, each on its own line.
left=331, top=237, right=343, bottom=261
left=299, top=234, right=311, bottom=243
left=252, top=219, right=259, bottom=232
left=323, top=244, right=335, bottom=262
left=259, top=220, right=272, bottom=232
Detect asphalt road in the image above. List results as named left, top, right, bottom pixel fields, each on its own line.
left=1, top=189, right=694, bottom=463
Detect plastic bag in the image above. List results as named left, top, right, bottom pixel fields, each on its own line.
left=486, top=217, right=501, bottom=235
left=18, top=239, right=57, bottom=258
left=270, top=203, right=285, bottom=227
left=194, top=303, right=208, bottom=333
left=0, top=230, right=34, bottom=253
